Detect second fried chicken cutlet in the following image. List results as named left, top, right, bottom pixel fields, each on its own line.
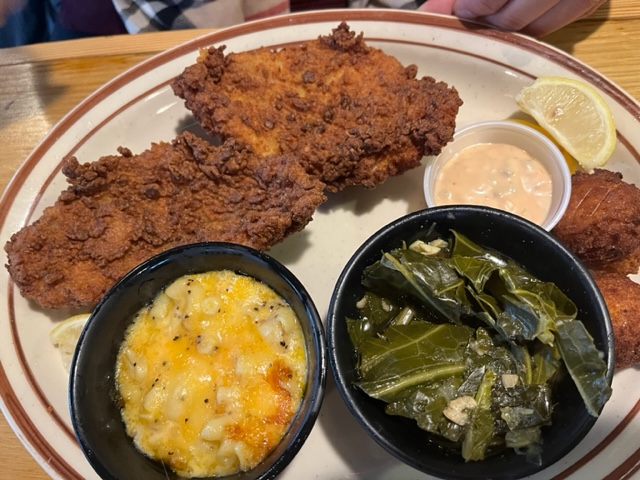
left=171, top=22, right=462, bottom=191
left=5, top=132, right=325, bottom=309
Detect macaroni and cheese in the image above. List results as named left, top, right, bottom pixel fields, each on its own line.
left=115, top=270, right=307, bottom=477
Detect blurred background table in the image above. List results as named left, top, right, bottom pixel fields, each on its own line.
left=1, top=1, right=639, bottom=478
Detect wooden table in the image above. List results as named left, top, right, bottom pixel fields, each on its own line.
left=1, top=2, right=639, bottom=478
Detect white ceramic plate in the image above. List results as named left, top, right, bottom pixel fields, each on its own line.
left=1, top=9, right=639, bottom=480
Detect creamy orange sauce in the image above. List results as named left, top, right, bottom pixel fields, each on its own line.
left=434, top=143, right=553, bottom=225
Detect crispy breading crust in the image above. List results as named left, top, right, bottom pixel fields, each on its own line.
left=5, top=132, right=325, bottom=309
left=552, top=169, right=640, bottom=274
left=171, top=22, right=463, bottom=192
left=592, top=271, right=640, bottom=369
left=6, top=22, right=463, bottom=310
left=552, top=168, right=640, bottom=369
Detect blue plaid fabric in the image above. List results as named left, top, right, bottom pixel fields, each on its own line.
left=111, top=0, right=291, bottom=33
left=113, top=0, right=201, bottom=32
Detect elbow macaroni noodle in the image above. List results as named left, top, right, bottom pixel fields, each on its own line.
left=115, top=270, right=308, bottom=478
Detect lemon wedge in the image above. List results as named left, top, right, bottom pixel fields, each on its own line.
left=515, top=76, right=616, bottom=171
left=49, top=313, right=90, bottom=371
left=509, top=118, right=579, bottom=173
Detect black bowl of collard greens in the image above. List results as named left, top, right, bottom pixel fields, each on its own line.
left=327, top=205, right=614, bottom=480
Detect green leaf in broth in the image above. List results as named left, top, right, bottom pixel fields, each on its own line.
left=470, top=289, right=501, bottom=320
left=530, top=342, right=561, bottom=385
left=464, top=329, right=520, bottom=381
left=467, top=288, right=509, bottom=337
left=358, top=364, right=468, bottom=403
left=505, top=427, right=542, bottom=451
left=472, top=327, right=494, bottom=355
left=461, top=407, right=495, bottom=461
left=554, top=320, right=612, bottom=416
left=451, top=231, right=505, bottom=265
left=461, top=370, right=495, bottom=461
left=500, top=406, right=547, bottom=432
left=452, top=231, right=577, bottom=340
left=498, top=296, right=553, bottom=343
left=346, top=292, right=403, bottom=350
left=346, top=317, right=370, bottom=352
left=357, top=322, right=472, bottom=377
left=362, top=249, right=471, bottom=324
left=355, top=322, right=473, bottom=402
left=386, top=377, right=462, bottom=434
left=359, top=291, right=401, bottom=328
left=530, top=281, right=578, bottom=321
left=510, top=343, right=534, bottom=385
left=493, top=382, right=552, bottom=425
left=497, top=382, right=550, bottom=464
left=451, top=255, right=500, bottom=293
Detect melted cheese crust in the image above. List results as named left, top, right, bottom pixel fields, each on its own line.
left=115, top=270, right=307, bottom=478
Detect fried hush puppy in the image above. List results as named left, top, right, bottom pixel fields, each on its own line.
left=5, top=132, right=326, bottom=309
left=171, top=22, right=463, bottom=192
left=552, top=168, right=640, bottom=369
left=552, top=169, right=640, bottom=274
left=592, top=271, right=640, bottom=369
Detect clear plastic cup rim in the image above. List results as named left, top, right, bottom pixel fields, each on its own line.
left=423, top=120, right=572, bottom=231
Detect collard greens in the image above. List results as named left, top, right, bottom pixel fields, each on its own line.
left=348, top=230, right=611, bottom=463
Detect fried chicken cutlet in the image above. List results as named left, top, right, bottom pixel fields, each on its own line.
left=171, top=22, right=462, bottom=192
left=552, top=169, right=640, bottom=274
left=592, top=271, right=640, bottom=369
left=5, top=132, right=325, bottom=309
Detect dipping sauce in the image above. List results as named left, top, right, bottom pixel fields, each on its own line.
left=433, top=143, right=553, bottom=225
left=115, top=270, right=307, bottom=478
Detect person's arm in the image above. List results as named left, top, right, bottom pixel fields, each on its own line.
left=0, top=0, right=26, bottom=26
left=418, top=0, right=607, bottom=37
